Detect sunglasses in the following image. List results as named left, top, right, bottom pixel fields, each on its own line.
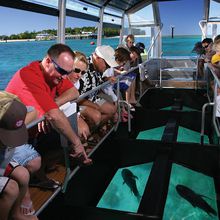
left=73, top=68, right=86, bottom=75
left=51, top=59, right=73, bottom=75
left=203, top=45, right=209, bottom=49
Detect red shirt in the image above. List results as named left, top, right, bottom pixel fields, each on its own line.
left=6, top=61, right=73, bottom=117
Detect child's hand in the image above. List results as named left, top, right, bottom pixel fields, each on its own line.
left=120, top=70, right=127, bottom=75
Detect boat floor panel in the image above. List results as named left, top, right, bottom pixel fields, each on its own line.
left=30, top=161, right=66, bottom=213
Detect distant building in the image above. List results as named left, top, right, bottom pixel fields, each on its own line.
left=65, top=32, right=97, bottom=39
left=35, top=33, right=56, bottom=41
left=81, top=31, right=93, bottom=35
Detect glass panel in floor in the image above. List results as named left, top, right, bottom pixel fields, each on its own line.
left=163, top=163, right=218, bottom=219
left=97, top=162, right=153, bottom=213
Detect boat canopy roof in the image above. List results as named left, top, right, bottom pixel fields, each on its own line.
left=0, top=0, right=161, bottom=28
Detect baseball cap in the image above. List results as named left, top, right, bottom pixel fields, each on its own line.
left=95, top=45, right=118, bottom=68
left=0, top=91, right=28, bottom=148
left=135, top=42, right=145, bottom=53
left=211, top=54, right=220, bottom=64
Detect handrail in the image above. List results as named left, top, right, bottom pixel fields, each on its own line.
left=199, top=20, right=207, bottom=40
left=207, top=64, right=220, bottom=88
left=76, top=65, right=139, bottom=102
left=26, top=65, right=139, bottom=130
left=158, top=56, right=200, bottom=89
left=26, top=116, right=45, bottom=129
left=146, top=23, right=163, bottom=60
left=201, top=65, right=220, bottom=144
left=201, top=102, right=214, bottom=145
left=212, top=72, right=220, bottom=138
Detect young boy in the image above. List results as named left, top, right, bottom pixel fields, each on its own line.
left=0, top=91, right=38, bottom=220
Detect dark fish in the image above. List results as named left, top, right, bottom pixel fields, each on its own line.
left=176, top=184, right=217, bottom=216
left=121, top=169, right=141, bottom=200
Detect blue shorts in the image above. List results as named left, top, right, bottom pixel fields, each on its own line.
left=11, top=144, right=40, bottom=166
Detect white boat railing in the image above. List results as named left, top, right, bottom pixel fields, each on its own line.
left=201, top=64, right=220, bottom=144
left=146, top=23, right=163, bottom=60
left=26, top=64, right=139, bottom=131
left=138, top=57, right=220, bottom=145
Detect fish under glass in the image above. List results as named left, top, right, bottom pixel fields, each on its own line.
left=163, top=163, right=218, bottom=219
left=97, top=162, right=153, bottom=213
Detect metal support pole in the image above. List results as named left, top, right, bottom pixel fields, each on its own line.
left=57, top=0, right=66, bottom=44
left=119, top=13, right=125, bottom=45
left=97, top=7, right=104, bottom=46
left=127, top=13, right=132, bottom=34
left=212, top=24, right=217, bottom=40
left=201, top=102, right=214, bottom=145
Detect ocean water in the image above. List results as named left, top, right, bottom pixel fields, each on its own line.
left=0, top=35, right=201, bottom=90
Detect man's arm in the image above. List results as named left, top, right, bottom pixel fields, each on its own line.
left=45, top=108, right=92, bottom=165
left=55, top=87, right=79, bottom=107
left=25, top=109, right=38, bottom=125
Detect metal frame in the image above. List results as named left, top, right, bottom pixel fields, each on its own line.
left=199, top=0, right=220, bottom=39
left=147, top=24, right=163, bottom=59
left=0, top=0, right=162, bottom=57
left=97, top=6, right=105, bottom=46
left=119, top=12, right=125, bottom=44
left=201, top=65, right=220, bottom=144
left=57, top=0, right=66, bottom=43
left=0, top=0, right=59, bottom=16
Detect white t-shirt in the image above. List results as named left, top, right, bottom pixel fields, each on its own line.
left=74, top=80, right=80, bottom=90
left=102, top=67, right=114, bottom=78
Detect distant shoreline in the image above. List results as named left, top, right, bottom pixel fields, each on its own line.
left=0, top=34, right=201, bottom=43
left=0, top=39, right=36, bottom=43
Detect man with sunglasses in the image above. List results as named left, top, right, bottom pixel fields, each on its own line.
left=6, top=44, right=92, bottom=169
left=199, top=38, right=216, bottom=79
left=201, top=38, right=215, bottom=63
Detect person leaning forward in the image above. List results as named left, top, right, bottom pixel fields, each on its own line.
left=6, top=43, right=92, bottom=166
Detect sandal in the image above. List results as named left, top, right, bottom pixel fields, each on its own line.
left=29, top=178, right=61, bottom=190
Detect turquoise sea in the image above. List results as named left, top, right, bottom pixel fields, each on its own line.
left=0, top=35, right=201, bottom=90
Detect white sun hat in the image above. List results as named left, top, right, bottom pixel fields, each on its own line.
left=95, top=45, right=118, bottom=68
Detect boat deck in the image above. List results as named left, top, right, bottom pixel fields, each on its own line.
left=30, top=164, right=66, bottom=213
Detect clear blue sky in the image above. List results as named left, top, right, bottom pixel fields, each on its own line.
left=159, top=0, right=203, bottom=36
left=0, top=0, right=204, bottom=36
